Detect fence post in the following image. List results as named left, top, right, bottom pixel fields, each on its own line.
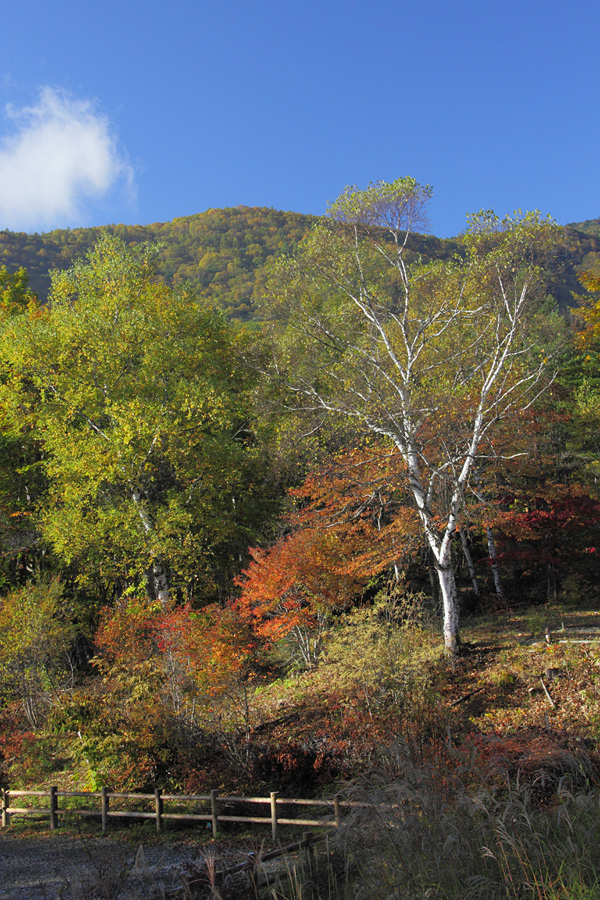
left=210, top=789, right=219, bottom=836
left=101, top=787, right=110, bottom=833
left=303, top=831, right=315, bottom=876
left=1, top=789, right=9, bottom=828
left=49, top=786, right=58, bottom=830
left=334, top=795, right=341, bottom=829
left=154, top=788, right=163, bottom=833
left=270, top=791, right=279, bottom=842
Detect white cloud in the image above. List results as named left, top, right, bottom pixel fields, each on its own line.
left=0, top=87, right=134, bottom=231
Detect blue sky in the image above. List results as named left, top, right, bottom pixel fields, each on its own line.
left=1, top=0, right=598, bottom=237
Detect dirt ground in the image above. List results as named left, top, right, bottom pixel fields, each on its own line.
left=0, top=832, right=246, bottom=899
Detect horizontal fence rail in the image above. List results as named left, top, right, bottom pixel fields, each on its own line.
left=0, top=787, right=367, bottom=838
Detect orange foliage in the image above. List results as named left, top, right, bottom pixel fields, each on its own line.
left=234, top=445, right=421, bottom=663
left=95, top=598, right=255, bottom=699
left=291, top=445, right=421, bottom=578
left=235, top=528, right=360, bottom=644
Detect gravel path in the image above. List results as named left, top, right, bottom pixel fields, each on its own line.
left=0, top=833, right=244, bottom=899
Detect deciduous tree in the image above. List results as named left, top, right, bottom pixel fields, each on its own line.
left=261, top=179, right=562, bottom=653
left=234, top=445, right=421, bottom=667
left=1, top=236, right=276, bottom=603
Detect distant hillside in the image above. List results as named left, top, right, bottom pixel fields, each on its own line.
left=568, top=218, right=600, bottom=238
left=1, top=208, right=598, bottom=316
left=0, top=207, right=314, bottom=320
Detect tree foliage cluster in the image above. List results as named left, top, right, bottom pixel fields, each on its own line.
left=0, top=183, right=600, bottom=794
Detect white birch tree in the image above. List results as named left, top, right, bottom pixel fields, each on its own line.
left=261, top=178, right=562, bottom=654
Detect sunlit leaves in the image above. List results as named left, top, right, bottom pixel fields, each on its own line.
left=0, top=578, right=74, bottom=728
left=0, top=235, right=273, bottom=600
left=327, top=177, right=432, bottom=232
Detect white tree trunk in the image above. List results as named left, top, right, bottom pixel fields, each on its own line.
left=459, top=527, right=480, bottom=597
left=404, top=445, right=465, bottom=655
left=436, top=560, right=460, bottom=656
left=132, top=489, right=172, bottom=605
left=486, top=526, right=504, bottom=600
left=151, top=561, right=172, bottom=606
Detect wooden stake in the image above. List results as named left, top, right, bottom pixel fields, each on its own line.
left=101, top=787, right=109, bottom=833
left=210, top=789, right=219, bottom=836
left=334, top=795, right=341, bottom=829
left=154, top=788, right=163, bottom=833
left=270, top=791, right=279, bottom=842
left=49, top=786, right=58, bottom=830
left=303, top=832, right=315, bottom=876
left=1, top=789, right=9, bottom=828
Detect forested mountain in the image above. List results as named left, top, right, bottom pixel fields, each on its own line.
left=4, top=205, right=594, bottom=316
left=568, top=216, right=600, bottom=237
left=0, top=207, right=312, bottom=318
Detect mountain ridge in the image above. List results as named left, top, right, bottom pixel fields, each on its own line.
left=1, top=206, right=598, bottom=315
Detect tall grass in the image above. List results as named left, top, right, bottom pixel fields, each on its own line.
left=171, top=764, right=600, bottom=899
left=331, top=749, right=600, bottom=900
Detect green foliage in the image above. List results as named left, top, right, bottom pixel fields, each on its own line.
left=0, top=266, right=48, bottom=590
left=0, top=235, right=279, bottom=601
left=0, top=265, right=38, bottom=314
left=0, top=578, right=75, bottom=728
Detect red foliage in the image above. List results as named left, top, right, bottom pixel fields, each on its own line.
left=495, top=487, right=600, bottom=569
left=95, top=598, right=256, bottom=697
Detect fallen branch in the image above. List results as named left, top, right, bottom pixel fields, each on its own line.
left=252, top=712, right=300, bottom=734
left=449, top=686, right=485, bottom=708
left=218, top=832, right=327, bottom=877
left=539, top=677, right=556, bottom=709
left=558, top=639, right=600, bottom=644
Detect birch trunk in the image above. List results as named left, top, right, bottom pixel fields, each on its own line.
left=436, top=561, right=460, bottom=656
left=132, top=489, right=172, bottom=605
left=473, top=472, right=503, bottom=600
left=459, top=527, right=480, bottom=597
left=404, top=445, right=465, bottom=655
left=486, top=526, right=504, bottom=600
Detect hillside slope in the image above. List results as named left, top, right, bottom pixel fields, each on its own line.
left=0, top=209, right=598, bottom=316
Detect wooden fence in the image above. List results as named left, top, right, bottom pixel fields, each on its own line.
left=0, top=787, right=350, bottom=839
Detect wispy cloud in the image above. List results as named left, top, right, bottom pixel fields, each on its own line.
left=0, top=87, right=134, bottom=231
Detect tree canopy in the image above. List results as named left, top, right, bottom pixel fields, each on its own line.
left=0, top=235, right=279, bottom=603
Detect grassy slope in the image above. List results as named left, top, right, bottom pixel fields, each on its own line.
left=15, top=599, right=600, bottom=797
left=246, top=600, right=600, bottom=793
